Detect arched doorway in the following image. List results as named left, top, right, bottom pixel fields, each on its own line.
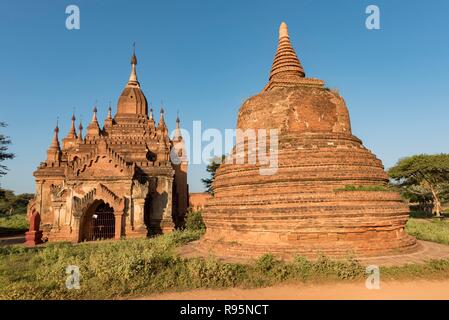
left=81, top=201, right=115, bottom=241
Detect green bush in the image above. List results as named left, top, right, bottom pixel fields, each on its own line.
left=335, top=185, right=391, bottom=192
left=184, top=211, right=206, bottom=231
left=186, top=257, right=245, bottom=287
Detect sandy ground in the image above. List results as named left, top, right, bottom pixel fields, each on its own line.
left=138, top=280, right=449, bottom=300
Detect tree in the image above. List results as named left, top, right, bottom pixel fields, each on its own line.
left=201, top=155, right=226, bottom=195
left=388, top=154, right=449, bottom=217
left=0, top=122, right=15, bottom=177
left=0, top=189, right=33, bottom=216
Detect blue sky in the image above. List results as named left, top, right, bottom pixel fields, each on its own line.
left=0, top=0, right=448, bottom=194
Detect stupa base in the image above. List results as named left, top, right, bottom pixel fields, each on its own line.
left=185, top=231, right=419, bottom=261
left=179, top=239, right=449, bottom=267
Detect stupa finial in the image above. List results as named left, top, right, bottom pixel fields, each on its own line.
left=279, top=21, right=288, bottom=39
left=267, top=21, right=305, bottom=86
left=128, top=43, right=139, bottom=86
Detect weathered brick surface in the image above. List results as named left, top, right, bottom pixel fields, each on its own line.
left=200, top=22, right=417, bottom=259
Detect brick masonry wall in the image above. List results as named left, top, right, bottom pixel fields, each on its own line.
left=201, top=85, right=417, bottom=258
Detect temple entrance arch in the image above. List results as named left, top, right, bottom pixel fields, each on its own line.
left=80, top=200, right=115, bottom=241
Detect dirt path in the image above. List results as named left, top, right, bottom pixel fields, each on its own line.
left=137, top=280, right=449, bottom=300
left=0, top=234, right=25, bottom=246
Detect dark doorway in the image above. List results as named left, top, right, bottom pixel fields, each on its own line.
left=83, top=202, right=115, bottom=241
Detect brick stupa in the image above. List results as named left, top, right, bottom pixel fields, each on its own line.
left=200, top=22, right=418, bottom=258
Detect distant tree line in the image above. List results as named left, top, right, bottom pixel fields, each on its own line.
left=0, top=189, right=34, bottom=216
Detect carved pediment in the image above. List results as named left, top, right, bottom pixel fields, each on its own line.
left=72, top=183, right=125, bottom=217
left=67, top=143, right=134, bottom=179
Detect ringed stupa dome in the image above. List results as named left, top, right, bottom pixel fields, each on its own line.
left=200, top=22, right=418, bottom=258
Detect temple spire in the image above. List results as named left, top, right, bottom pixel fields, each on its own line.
left=107, top=103, right=112, bottom=119
left=158, top=107, right=166, bottom=127
left=77, top=121, right=83, bottom=143
left=116, top=44, right=148, bottom=116
left=172, top=112, right=187, bottom=164
left=157, top=106, right=168, bottom=136
left=91, top=106, right=98, bottom=123
left=104, top=103, right=113, bottom=129
left=47, top=121, right=61, bottom=163
left=267, top=22, right=305, bottom=86
left=173, top=112, right=182, bottom=141
left=128, top=43, right=139, bottom=86
left=86, top=105, right=100, bottom=139
left=67, top=114, right=77, bottom=139
left=50, top=123, right=60, bottom=149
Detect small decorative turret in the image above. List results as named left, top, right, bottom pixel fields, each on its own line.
left=86, top=105, right=101, bottom=139
left=148, top=107, right=155, bottom=129
left=157, top=107, right=168, bottom=136
left=77, top=121, right=83, bottom=143
left=171, top=113, right=187, bottom=165
left=47, top=122, right=61, bottom=163
left=173, top=112, right=182, bottom=142
left=91, top=106, right=98, bottom=123
left=104, top=104, right=113, bottom=128
left=158, top=107, right=166, bottom=126
left=62, top=113, right=78, bottom=150
left=68, top=114, right=77, bottom=138
left=51, top=123, right=60, bottom=149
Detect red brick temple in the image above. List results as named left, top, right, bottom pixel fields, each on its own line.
left=30, top=50, right=188, bottom=242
